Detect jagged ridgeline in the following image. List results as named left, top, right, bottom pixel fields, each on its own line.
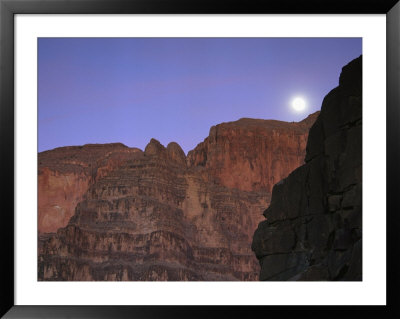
left=38, top=112, right=318, bottom=281
left=252, top=55, right=362, bottom=280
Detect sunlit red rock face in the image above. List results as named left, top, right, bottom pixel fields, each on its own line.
left=187, top=113, right=319, bottom=192
left=38, top=114, right=317, bottom=281
left=38, top=143, right=142, bottom=233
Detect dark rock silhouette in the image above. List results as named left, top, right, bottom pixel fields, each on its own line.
left=252, top=55, right=362, bottom=280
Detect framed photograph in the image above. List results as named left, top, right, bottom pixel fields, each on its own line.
left=1, top=0, right=399, bottom=318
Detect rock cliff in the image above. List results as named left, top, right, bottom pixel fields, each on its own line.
left=187, top=113, right=319, bottom=193
left=38, top=113, right=317, bottom=281
left=38, top=143, right=142, bottom=233
left=252, top=56, right=362, bottom=280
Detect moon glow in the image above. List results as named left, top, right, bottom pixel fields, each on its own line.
left=292, top=97, right=306, bottom=112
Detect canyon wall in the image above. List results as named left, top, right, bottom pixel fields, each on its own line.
left=38, top=143, right=142, bottom=233
left=252, top=56, right=362, bottom=280
left=38, top=114, right=317, bottom=281
left=187, top=113, right=318, bottom=193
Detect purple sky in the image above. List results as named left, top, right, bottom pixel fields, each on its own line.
left=38, top=38, right=361, bottom=154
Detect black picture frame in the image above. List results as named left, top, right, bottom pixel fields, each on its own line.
left=1, top=0, right=399, bottom=318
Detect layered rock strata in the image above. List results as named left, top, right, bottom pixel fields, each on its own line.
left=252, top=56, right=362, bottom=281
left=187, top=113, right=319, bottom=193
left=38, top=113, right=317, bottom=281
left=38, top=143, right=142, bottom=233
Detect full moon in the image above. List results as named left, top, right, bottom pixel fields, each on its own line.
left=292, top=97, right=306, bottom=112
